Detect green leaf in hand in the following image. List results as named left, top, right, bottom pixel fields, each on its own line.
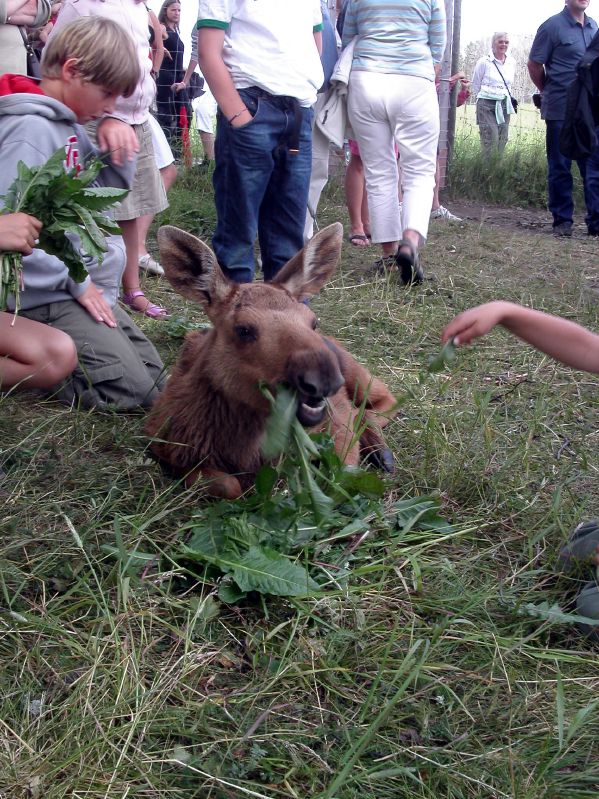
left=427, top=337, right=457, bottom=373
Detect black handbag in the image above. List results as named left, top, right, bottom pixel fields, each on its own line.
left=19, top=28, right=42, bottom=79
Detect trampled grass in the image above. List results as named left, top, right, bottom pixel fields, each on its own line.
left=1, top=157, right=599, bottom=798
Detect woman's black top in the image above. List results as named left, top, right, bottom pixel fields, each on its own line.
left=157, top=26, right=185, bottom=87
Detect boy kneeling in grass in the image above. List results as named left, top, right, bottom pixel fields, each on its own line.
left=0, top=16, right=166, bottom=410
left=443, top=301, right=599, bottom=635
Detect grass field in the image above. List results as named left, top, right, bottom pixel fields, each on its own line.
left=1, top=161, right=599, bottom=798
left=448, top=103, right=587, bottom=209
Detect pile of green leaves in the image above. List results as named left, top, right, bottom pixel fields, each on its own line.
left=174, top=387, right=453, bottom=603
left=0, top=147, right=128, bottom=312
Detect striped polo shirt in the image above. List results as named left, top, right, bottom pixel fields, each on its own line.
left=341, top=0, right=447, bottom=81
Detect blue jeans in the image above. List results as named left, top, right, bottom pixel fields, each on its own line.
left=546, top=119, right=599, bottom=231
left=212, top=87, right=313, bottom=283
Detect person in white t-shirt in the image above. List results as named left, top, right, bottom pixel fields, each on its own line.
left=196, top=0, right=324, bottom=283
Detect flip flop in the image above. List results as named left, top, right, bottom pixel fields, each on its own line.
left=122, top=290, right=170, bottom=319
left=349, top=233, right=370, bottom=247
left=556, top=519, right=599, bottom=573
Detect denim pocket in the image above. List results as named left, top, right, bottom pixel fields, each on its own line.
left=233, top=91, right=261, bottom=130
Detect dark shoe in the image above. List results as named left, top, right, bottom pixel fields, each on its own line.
left=373, top=254, right=398, bottom=274
left=557, top=519, right=599, bottom=575
left=395, top=240, right=423, bottom=285
left=575, top=582, right=599, bottom=641
left=552, top=221, right=572, bottom=238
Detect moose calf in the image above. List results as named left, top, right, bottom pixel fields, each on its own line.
left=146, top=223, right=397, bottom=498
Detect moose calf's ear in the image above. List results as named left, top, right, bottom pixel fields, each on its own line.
left=157, top=225, right=231, bottom=307
left=272, top=222, right=343, bottom=301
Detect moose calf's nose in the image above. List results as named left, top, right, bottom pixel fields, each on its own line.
left=288, top=349, right=344, bottom=398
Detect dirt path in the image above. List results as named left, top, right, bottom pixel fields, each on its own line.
left=442, top=199, right=599, bottom=238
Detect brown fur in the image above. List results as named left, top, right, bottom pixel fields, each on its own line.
left=146, top=223, right=397, bottom=499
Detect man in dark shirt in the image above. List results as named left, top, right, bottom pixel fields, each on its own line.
left=529, top=0, right=599, bottom=236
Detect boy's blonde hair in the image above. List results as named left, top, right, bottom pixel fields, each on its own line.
left=41, top=17, right=140, bottom=98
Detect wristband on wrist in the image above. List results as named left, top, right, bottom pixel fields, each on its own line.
left=228, top=107, right=248, bottom=124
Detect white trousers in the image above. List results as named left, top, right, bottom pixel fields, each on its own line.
left=347, top=71, right=439, bottom=244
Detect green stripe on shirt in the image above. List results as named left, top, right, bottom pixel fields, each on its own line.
left=196, top=18, right=228, bottom=29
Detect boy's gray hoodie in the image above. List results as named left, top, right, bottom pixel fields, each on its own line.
left=0, top=88, right=135, bottom=310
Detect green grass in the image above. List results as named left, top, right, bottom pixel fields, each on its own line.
left=448, top=103, right=585, bottom=208
left=1, top=162, right=599, bottom=798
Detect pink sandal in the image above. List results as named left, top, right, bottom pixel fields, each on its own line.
left=122, top=290, right=169, bottom=319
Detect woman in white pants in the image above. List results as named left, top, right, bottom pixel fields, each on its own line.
left=343, top=0, right=446, bottom=283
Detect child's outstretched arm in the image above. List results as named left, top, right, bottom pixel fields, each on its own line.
left=442, top=300, right=599, bottom=375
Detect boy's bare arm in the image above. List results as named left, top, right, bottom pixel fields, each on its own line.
left=197, top=27, right=252, bottom=127
left=96, top=118, right=139, bottom=167
left=314, top=30, right=322, bottom=55
left=442, top=301, right=599, bottom=374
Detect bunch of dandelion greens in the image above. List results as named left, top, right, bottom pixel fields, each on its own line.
left=0, top=147, right=128, bottom=314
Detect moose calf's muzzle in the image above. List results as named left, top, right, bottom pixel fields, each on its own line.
left=286, top=347, right=345, bottom=427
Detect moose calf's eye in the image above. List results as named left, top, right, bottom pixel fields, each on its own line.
left=234, top=325, right=257, bottom=342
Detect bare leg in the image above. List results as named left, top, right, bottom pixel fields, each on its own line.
left=345, top=153, right=369, bottom=244
left=399, top=229, right=420, bottom=252
left=161, top=162, right=178, bottom=192
left=361, top=187, right=370, bottom=238
left=137, top=213, right=154, bottom=260
left=431, top=156, right=441, bottom=212
left=138, top=163, right=178, bottom=259
left=199, top=131, right=215, bottom=162
left=120, top=218, right=168, bottom=317
left=0, top=313, right=77, bottom=389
